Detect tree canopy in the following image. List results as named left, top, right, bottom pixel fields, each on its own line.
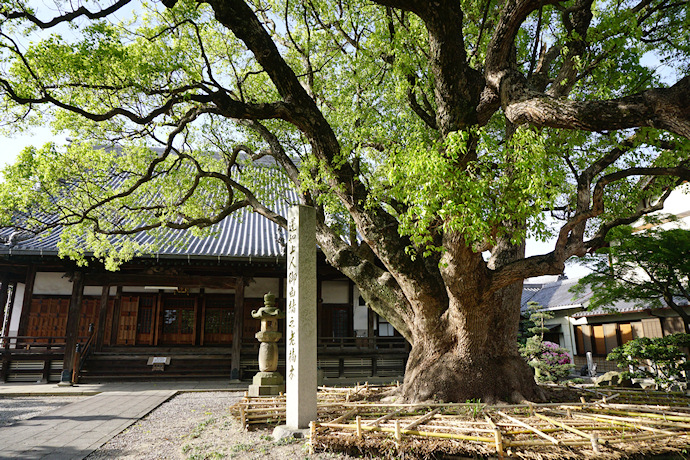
left=1, top=0, right=690, bottom=402
left=575, top=225, right=690, bottom=332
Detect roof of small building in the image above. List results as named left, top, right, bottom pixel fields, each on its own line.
left=521, top=277, right=646, bottom=318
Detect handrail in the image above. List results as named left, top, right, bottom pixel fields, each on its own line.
left=73, top=323, right=96, bottom=383
left=1, top=336, right=91, bottom=351
left=240, top=335, right=409, bottom=351
left=1, top=336, right=69, bottom=353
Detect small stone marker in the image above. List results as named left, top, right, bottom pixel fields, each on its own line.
left=285, top=205, right=317, bottom=430
left=147, top=356, right=170, bottom=372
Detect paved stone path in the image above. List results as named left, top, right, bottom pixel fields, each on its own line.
left=0, top=390, right=176, bottom=460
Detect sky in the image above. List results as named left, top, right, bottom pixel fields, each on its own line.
left=2, top=128, right=68, bottom=167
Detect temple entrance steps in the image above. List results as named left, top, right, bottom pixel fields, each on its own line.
left=78, top=346, right=233, bottom=382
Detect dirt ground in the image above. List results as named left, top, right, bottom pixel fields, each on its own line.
left=86, top=391, right=357, bottom=460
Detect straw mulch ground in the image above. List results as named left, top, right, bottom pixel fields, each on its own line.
left=230, top=383, right=690, bottom=459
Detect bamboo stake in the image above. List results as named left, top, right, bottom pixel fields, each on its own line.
left=242, top=407, right=286, bottom=413
left=571, top=412, right=677, bottom=435
left=591, top=432, right=601, bottom=454
left=573, top=410, right=690, bottom=429
left=590, top=408, right=690, bottom=422
left=309, top=421, right=317, bottom=454
left=318, top=401, right=590, bottom=409
left=497, top=411, right=560, bottom=445
left=329, top=408, right=359, bottom=424
left=405, top=408, right=442, bottom=430
left=601, top=393, right=620, bottom=404
left=395, top=419, right=402, bottom=444
left=603, top=404, right=690, bottom=418
left=356, top=416, right=362, bottom=438
left=320, top=422, right=495, bottom=443
left=508, top=432, right=675, bottom=447
left=485, top=414, right=504, bottom=459
left=534, top=413, right=595, bottom=441
left=367, top=408, right=406, bottom=427
left=240, top=405, right=246, bottom=429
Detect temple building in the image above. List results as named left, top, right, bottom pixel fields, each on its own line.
left=0, top=206, right=409, bottom=384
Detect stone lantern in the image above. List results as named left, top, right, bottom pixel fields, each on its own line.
left=248, top=292, right=285, bottom=396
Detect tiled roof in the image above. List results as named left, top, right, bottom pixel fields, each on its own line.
left=521, top=278, right=593, bottom=311
left=0, top=206, right=290, bottom=260
left=0, top=150, right=296, bottom=261
left=521, top=278, right=671, bottom=318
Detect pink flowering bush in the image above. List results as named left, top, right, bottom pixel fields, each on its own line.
left=541, top=341, right=573, bottom=366
left=520, top=338, right=574, bottom=382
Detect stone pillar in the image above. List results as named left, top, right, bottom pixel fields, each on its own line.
left=248, top=292, right=285, bottom=396
left=285, top=205, right=317, bottom=430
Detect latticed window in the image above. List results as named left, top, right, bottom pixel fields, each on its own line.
left=136, top=297, right=154, bottom=334
left=204, top=295, right=234, bottom=340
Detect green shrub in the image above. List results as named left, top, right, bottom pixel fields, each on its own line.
left=519, top=301, right=574, bottom=382
left=606, top=333, right=690, bottom=390
left=520, top=337, right=574, bottom=382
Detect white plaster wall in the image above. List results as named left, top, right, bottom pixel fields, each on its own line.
left=122, top=286, right=161, bottom=293
left=353, top=305, right=368, bottom=333
left=321, top=280, right=349, bottom=304
left=544, top=316, right=577, bottom=362
left=33, top=272, right=72, bottom=295
left=245, top=277, right=280, bottom=298
left=205, top=288, right=235, bottom=294
left=83, top=286, right=118, bottom=296
left=8, top=283, right=24, bottom=336
left=352, top=285, right=368, bottom=333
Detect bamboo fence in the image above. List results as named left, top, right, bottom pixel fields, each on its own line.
left=229, top=384, right=690, bottom=459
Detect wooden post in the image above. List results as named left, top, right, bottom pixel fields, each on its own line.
left=95, top=285, right=110, bottom=351
left=0, top=274, right=8, bottom=335
left=1, top=282, right=18, bottom=339
left=153, top=290, right=161, bottom=346
left=231, top=277, right=245, bottom=380
left=59, top=272, right=84, bottom=386
left=367, top=308, right=375, bottom=350
left=110, top=286, right=122, bottom=346
left=197, top=288, right=205, bottom=346
left=17, top=265, right=36, bottom=336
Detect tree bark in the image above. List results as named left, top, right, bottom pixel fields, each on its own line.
left=400, top=285, right=542, bottom=403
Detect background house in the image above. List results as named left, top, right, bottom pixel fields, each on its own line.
left=521, top=277, right=687, bottom=373
left=522, top=185, right=690, bottom=373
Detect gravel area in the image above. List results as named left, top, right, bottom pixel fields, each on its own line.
left=86, top=391, right=356, bottom=460
left=0, top=396, right=88, bottom=427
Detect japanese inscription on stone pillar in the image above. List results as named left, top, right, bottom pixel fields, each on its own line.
left=285, top=205, right=317, bottom=429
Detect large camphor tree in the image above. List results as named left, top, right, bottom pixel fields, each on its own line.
left=1, top=0, right=689, bottom=403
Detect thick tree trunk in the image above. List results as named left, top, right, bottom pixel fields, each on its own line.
left=400, top=281, right=543, bottom=403
left=401, top=342, right=540, bottom=403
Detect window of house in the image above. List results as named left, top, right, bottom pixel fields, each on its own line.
left=376, top=314, right=395, bottom=337
left=574, top=320, right=650, bottom=356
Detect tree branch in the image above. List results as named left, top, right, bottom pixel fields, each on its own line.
left=1, top=0, right=133, bottom=28
left=502, top=74, right=690, bottom=138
